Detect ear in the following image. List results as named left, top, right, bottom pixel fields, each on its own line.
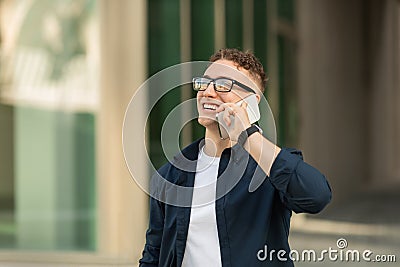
left=255, top=93, right=261, bottom=104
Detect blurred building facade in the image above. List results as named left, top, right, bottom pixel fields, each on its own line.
left=0, top=0, right=398, bottom=265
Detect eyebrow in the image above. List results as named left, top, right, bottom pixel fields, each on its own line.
left=202, top=75, right=233, bottom=80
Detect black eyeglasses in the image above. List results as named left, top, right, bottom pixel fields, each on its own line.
left=192, top=76, right=256, bottom=94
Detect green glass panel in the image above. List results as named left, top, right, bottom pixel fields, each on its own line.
left=225, top=0, right=243, bottom=49
left=277, top=0, right=295, bottom=22
left=148, top=88, right=183, bottom=169
left=253, top=0, right=268, bottom=94
left=11, top=107, right=96, bottom=251
left=277, top=35, right=286, bottom=146
left=191, top=0, right=214, bottom=141
left=277, top=35, right=298, bottom=147
left=148, top=0, right=181, bottom=169
left=0, top=104, right=15, bottom=248
left=191, top=0, right=215, bottom=61
left=0, top=0, right=97, bottom=251
left=148, top=0, right=181, bottom=75
left=73, top=113, right=96, bottom=250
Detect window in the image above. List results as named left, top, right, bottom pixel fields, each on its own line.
left=0, top=0, right=98, bottom=251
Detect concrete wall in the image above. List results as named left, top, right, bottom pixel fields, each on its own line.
left=297, top=0, right=400, bottom=206
left=368, top=0, right=400, bottom=187
left=98, top=0, right=148, bottom=262
left=0, top=104, right=14, bottom=209
left=297, top=0, right=368, bottom=205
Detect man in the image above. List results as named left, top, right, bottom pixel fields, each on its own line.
left=139, top=48, right=332, bottom=267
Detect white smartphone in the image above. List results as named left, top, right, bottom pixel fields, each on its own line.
left=216, top=94, right=260, bottom=139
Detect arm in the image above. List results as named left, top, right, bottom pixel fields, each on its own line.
left=244, top=132, right=332, bottom=213
left=217, top=101, right=331, bottom=213
left=139, top=196, right=164, bottom=266
left=243, top=132, right=280, bottom=177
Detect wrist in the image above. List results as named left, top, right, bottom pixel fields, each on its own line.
left=237, top=124, right=263, bottom=147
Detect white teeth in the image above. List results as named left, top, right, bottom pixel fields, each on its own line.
left=203, top=103, right=218, bottom=110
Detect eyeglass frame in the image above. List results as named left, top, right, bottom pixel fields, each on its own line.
left=192, top=76, right=257, bottom=94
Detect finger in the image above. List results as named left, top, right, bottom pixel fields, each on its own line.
left=217, top=103, right=232, bottom=113
left=228, top=105, right=236, bottom=115
left=223, top=109, right=232, bottom=126
left=223, top=114, right=231, bottom=126
left=241, top=100, right=248, bottom=109
left=221, top=104, right=233, bottom=114
left=216, top=105, right=224, bottom=113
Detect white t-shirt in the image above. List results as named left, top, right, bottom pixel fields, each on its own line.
left=181, top=147, right=222, bottom=267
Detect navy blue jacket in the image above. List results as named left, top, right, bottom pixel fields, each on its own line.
left=139, top=138, right=332, bottom=267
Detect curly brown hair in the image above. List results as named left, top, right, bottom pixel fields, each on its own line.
left=210, top=48, right=267, bottom=93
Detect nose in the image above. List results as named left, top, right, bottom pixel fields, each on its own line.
left=203, top=82, right=217, bottom=97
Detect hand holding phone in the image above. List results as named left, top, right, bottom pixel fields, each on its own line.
left=216, top=94, right=260, bottom=139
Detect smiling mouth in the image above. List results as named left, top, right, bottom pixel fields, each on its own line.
left=203, top=103, right=219, bottom=111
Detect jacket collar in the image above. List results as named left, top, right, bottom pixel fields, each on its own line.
left=171, top=138, right=205, bottom=173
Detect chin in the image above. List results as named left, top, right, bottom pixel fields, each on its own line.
left=198, top=117, right=217, bottom=127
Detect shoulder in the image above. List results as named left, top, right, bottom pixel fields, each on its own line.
left=279, top=147, right=304, bottom=159
left=152, top=138, right=204, bottom=183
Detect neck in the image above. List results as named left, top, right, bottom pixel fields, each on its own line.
left=203, top=123, right=232, bottom=157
